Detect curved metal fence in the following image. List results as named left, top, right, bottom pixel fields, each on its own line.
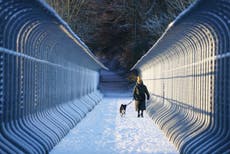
left=0, top=0, right=106, bottom=153
left=132, top=0, right=230, bottom=153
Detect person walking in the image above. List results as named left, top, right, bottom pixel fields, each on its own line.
left=133, top=76, right=150, bottom=118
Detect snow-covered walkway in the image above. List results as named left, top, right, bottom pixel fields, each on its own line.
left=50, top=97, right=178, bottom=154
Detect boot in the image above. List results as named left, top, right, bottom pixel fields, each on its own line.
left=137, top=111, right=140, bottom=118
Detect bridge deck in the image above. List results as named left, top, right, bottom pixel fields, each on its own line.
left=50, top=96, right=178, bottom=154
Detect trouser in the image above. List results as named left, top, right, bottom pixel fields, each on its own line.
left=135, top=100, right=145, bottom=117
left=138, top=109, right=143, bottom=117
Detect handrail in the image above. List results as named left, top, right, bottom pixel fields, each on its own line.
left=131, top=0, right=230, bottom=153
left=0, top=0, right=105, bottom=153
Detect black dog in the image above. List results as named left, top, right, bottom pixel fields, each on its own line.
left=119, top=104, right=127, bottom=117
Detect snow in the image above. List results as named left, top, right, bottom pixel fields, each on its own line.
left=50, top=97, right=178, bottom=154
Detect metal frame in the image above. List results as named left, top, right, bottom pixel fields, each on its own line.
left=0, top=0, right=106, bottom=153
left=132, top=0, right=230, bottom=153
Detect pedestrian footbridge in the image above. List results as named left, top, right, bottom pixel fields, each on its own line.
left=0, top=0, right=229, bottom=153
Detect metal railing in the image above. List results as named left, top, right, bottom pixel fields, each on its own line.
left=132, top=0, right=230, bottom=153
left=0, top=0, right=106, bottom=153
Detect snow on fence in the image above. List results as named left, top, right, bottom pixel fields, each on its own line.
left=0, top=0, right=106, bottom=153
left=132, top=0, right=230, bottom=153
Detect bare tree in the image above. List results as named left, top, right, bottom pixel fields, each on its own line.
left=45, top=0, right=86, bottom=25
left=45, top=0, right=194, bottom=71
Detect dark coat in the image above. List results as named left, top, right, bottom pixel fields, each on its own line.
left=133, top=83, right=150, bottom=111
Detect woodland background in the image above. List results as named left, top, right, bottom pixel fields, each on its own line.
left=46, top=0, right=194, bottom=73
